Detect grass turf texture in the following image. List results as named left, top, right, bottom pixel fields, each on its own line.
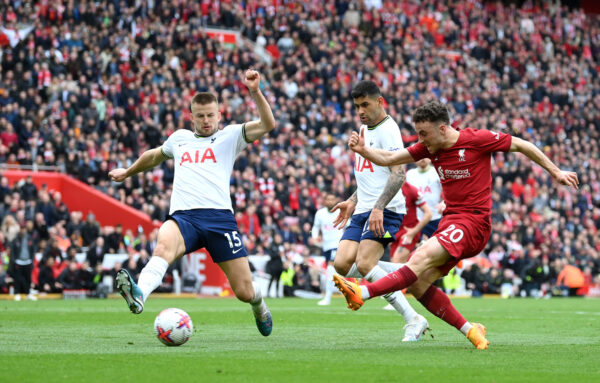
left=1, top=297, right=599, bottom=383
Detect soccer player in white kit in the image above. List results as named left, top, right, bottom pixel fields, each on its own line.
left=312, top=192, right=345, bottom=306
left=406, top=158, right=444, bottom=240
left=108, top=69, right=275, bottom=336
left=331, top=80, right=429, bottom=341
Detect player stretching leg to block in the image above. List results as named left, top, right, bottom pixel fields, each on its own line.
left=334, top=101, right=578, bottom=349
left=109, top=70, right=277, bottom=336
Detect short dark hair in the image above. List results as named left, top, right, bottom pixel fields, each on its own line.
left=350, top=80, right=381, bottom=99
left=412, top=101, right=450, bottom=125
left=191, top=92, right=218, bottom=106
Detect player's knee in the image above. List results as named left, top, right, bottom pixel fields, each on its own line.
left=355, top=259, right=374, bottom=277
left=232, top=285, right=254, bottom=303
left=333, top=259, right=350, bottom=276
left=392, top=249, right=409, bottom=264
left=152, top=244, right=169, bottom=260
left=152, top=242, right=180, bottom=264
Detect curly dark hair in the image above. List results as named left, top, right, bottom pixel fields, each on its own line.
left=350, top=80, right=381, bottom=99
left=412, top=101, right=450, bottom=125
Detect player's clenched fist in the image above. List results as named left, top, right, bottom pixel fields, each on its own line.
left=243, top=69, right=260, bottom=92
left=109, top=168, right=128, bottom=182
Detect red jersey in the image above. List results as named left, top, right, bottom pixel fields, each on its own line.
left=407, top=128, right=511, bottom=215
left=401, top=182, right=426, bottom=228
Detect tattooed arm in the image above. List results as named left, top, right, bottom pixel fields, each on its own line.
left=369, top=165, right=406, bottom=237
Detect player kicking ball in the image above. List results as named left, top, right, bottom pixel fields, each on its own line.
left=109, top=69, right=276, bottom=336
left=334, top=101, right=578, bottom=349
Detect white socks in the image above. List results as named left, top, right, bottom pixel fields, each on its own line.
left=377, top=260, right=405, bottom=273
left=344, top=263, right=363, bottom=278
left=364, top=265, right=418, bottom=322
left=346, top=261, right=404, bottom=277
left=361, top=285, right=371, bottom=300
left=250, top=282, right=268, bottom=319
left=323, top=265, right=336, bottom=303
left=460, top=322, right=473, bottom=336
left=137, top=256, right=169, bottom=302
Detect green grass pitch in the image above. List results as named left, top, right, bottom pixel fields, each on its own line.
left=1, top=296, right=599, bottom=382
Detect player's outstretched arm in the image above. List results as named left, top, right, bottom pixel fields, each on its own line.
left=510, top=136, right=579, bottom=189
left=108, top=147, right=168, bottom=182
left=349, top=129, right=414, bottom=166
left=241, top=69, right=277, bottom=142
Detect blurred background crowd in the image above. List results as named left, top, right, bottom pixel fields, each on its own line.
left=0, top=0, right=599, bottom=300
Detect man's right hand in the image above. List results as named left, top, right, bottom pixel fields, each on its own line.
left=348, top=128, right=366, bottom=154
left=108, top=168, right=128, bottom=182
left=331, top=199, right=356, bottom=229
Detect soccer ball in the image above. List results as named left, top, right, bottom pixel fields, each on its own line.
left=153, top=308, right=194, bottom=346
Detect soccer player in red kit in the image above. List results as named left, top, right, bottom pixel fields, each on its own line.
left=334, top=101, right=579, bottom=349
left=389, top=182, right=432, bottom=264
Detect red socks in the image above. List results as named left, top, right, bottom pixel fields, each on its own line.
left=366, top=266, right=418, bottom=297
left=417, top=285, right=467, bottom=330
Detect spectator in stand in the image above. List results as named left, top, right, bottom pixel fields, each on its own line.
left=54, top=225, right=72, bottom=254
left=1, top=214, right=20, bottom=243
left=461, top=263, right=486, bottom=297
left=35, top=191, right=57, bottom=227
left=33, top=212, right=49, bottom=244
left=106, top=224, right=124, bottom=253
left=80, top=214, right=100, bottom=247
left=57, top=260, right=81, bottom=290
left=19, top=176, right=37, bottom=201
left=77, top=261, right=96, bottom=291
left=556, top=260, right=586, bottom=297
left=37, top=257, right=59, bottom=294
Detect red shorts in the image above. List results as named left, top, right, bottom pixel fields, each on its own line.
left=433, top=213, right=491, bottom=276
left=390, top=226, right=420, bottom=256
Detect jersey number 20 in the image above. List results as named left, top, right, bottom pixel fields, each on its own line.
left=439, top=224, right=464, bottom=243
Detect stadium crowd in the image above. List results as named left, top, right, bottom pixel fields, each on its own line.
left=0, top=0, right=599, bottom=299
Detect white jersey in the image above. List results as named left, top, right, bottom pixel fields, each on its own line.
left=406, top=165, right=443, bottom=221
left=161, top=124, right=248, bottom=214
left=354, top=116, right=406, bottom=214
left=311, top=207, right=344, bottom=251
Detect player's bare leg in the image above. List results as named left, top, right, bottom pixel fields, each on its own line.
left=219, top=257, right=272, bottom=336
left=117, top=220, right=185, bottom=314
left=333, top=240, right=360, bottom=277
left=391, top=246, right=410, bottom=264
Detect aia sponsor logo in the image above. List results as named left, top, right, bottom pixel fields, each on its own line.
left=180, top=148, right=217, bottom=166
left=354, top=156, right=374, bottom=172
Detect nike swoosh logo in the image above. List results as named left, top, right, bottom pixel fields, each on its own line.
left=232, top=248, right=243, bottom=254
